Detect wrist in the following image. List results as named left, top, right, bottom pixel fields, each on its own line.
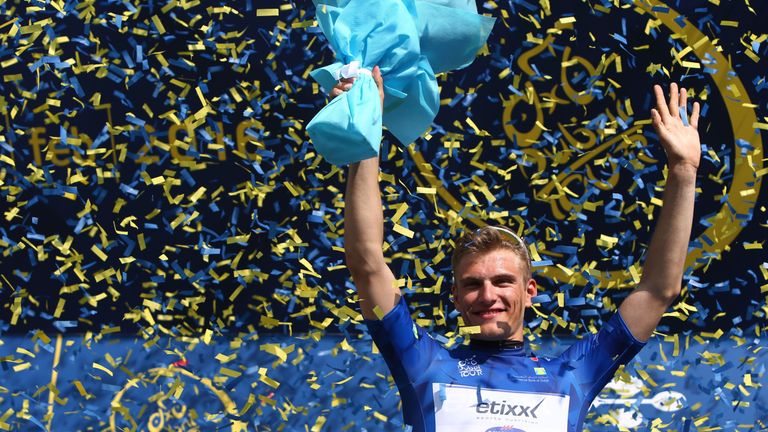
left=667, top=162, right=698, bottom=179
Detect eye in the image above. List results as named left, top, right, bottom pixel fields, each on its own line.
left=495, top=277, right=515, bottom=287
left=462, top=280, right=481, bottom=289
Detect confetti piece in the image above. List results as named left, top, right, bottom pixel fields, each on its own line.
left=458, top=326, right=481, bottom=335
left=257, top=8, right=279, bottom=17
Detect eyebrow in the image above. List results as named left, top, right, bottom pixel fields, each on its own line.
left=458, top=273, right=518, bottom=284
left=458, top=276, right=483, bottom=285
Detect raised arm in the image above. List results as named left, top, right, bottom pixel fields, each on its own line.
left=619, top=83, right=701, bottom=341
left=341, top=67, right=399, bottom=320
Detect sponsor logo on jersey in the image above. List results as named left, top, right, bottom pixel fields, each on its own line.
left=433, top=384, right=570, bottom=429
left=476, top=398, right=545, bottom=418
left=457, top=356, right=483, bottom=377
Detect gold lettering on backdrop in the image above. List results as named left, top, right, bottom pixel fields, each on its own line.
left=28, top=127, right=47, bottom=166
left=49, top=137, right=71, bottom=167
left=236, top=119, right=264, bottom=161
left=70, top=127, right=97, bottom=166
left=559, top=46, right=597, bottom=106
left=136, top=124, right=160, bottom=164
left=211, top=121, right=228, bottom=161
left=501, top=81, right=544, bottom=148
left=109, top=366, right=247, bottom=431
left=8, top=119, right=268, bottom=168
left=503, top=22, right=625, bottom=223
left=147, top=401, right=188, bottom=432
left=169, top=122, right=197, bottom=162
left=410, top=1, right=763, bottom=288
left=147, top=410, right=164, bottom=432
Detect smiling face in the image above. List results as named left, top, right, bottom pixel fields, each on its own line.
left=451, top=248, right=537, bottom=341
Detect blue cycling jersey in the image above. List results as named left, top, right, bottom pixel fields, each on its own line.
left=366, top=297, right=646, bottom=432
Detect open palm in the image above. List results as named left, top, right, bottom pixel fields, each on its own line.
left=651, top=83, right=701, bottom=172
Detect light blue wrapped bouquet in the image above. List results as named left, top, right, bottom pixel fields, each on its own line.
left=307, top=0, right=495, bottom=165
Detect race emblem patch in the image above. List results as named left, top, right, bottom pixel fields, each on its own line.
left=457, top=356, right=483, bottom=377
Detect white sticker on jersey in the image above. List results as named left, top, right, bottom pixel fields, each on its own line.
left=433, top=383, right=570, bottom=432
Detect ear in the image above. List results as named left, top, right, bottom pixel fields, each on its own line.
left=451, top=283, right=461, bottom=311
left=524, top=278, right=537, bottom=308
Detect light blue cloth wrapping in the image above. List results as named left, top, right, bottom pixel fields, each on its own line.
left=307, top=0, right=495, bottom=165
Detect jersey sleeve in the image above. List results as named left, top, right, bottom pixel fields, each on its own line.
left=364, top=297, right=440, bottom=428
left=365, top=296, right=437, bottom=380
left=558, top=311, right=646, bottom=402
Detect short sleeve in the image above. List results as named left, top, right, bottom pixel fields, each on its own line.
left=558, top=311, right=646, bottom=400
left=365, top=296, right=437, bottom=378
left=365, top=297, right=440, bottom=427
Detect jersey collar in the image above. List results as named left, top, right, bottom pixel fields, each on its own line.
left=469, top=338, right=524, bottom=351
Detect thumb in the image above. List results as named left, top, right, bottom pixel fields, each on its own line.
left=372, top=65, right=385, bottom=107
left=372, top=65, right=383, bottom=87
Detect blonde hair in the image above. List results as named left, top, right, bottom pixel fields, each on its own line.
left=451, top=226, right=532, bottom=280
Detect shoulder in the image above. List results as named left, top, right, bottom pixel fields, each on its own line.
left=366, top=296, right=444, bottom=352
left=556, top=312, right=646, bottom=365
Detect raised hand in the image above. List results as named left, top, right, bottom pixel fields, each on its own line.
left=330, top=77, right=354, bottom=99
left=650, top=83, right=701, bottom=173
left=329, top=66, right=385, bottom=110
left=620, top=83, right=702, bottom=342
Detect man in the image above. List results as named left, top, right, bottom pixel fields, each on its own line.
left=338, top=66, right=701, bottom=431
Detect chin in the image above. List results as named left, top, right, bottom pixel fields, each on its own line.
left=475, top=326, right=509, bottom=341
left=474, top=334, right=506, bottom=341
left=467, top=317, right=520, bottom=341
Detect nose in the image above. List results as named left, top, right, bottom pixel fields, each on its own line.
left=477, top=280, right=496, bottom=304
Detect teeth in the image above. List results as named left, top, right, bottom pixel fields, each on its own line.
left=477, top=310, right=500, bottom=317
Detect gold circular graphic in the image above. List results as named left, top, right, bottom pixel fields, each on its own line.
left=409, top=0, right=763, bottom=288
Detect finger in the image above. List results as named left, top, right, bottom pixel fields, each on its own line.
left=653, top=85, right=671, bottom=120
left=669, top=82, right=679, bottom=117
left=373, top=65, right=385, bottom=108
left=678, top=87, right=689, bottom=125
left=333, top=82, right=353, bottom=91
left=372, top=65, right=384, bottom=89
left=339, top=77, right=355, bottom=84
left=690, top=101, right=700, bottom=129
left=679, top=87, right=687, bottom=115
left=650, top=108, right=663, bottom=132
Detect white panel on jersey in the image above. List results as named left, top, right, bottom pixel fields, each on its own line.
left=433, top=383, right=569, bottom=431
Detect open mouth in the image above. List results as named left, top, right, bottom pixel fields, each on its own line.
left=473, top=309, right=506, bottom=319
